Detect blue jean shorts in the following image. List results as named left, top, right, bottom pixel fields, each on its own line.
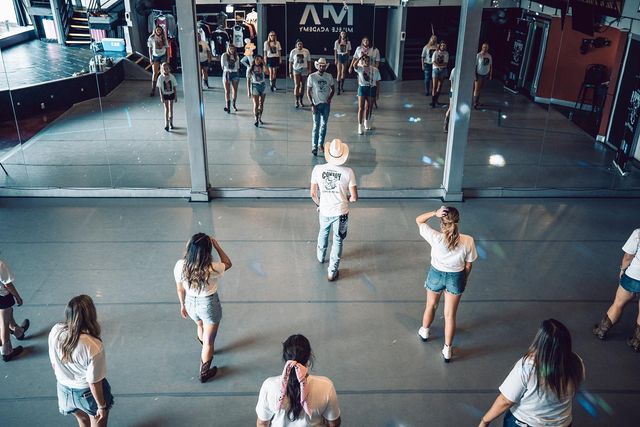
left=251, top=82, right=266, bottom=96
left=432, top=67, right=448, bottom=79
left=152, top=54, right=166, bottom=64
left=185, top=293, right=222, bottom=325
left=620, top=273, right=640, bottom=293
left=424, top=266, right=466, bottom=295
left=57, top=379, right=114, bottom=416
left=337, top=54, right=349, bottom=64
left=358, top=85, right=377, bottom=97
left=224, top=71, right=239, bottom=82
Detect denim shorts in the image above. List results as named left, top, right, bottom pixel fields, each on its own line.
left=224, top=71, right=239, bottom=82
left=620, top=273, right=640, bottom=293
left=251, top=82, right=266, bottom=96
left=267, top=57, right=280, bottom=68
left=57, top=379, right=114, bottom=416
left=293, top=68, right=308, bottom=76
left=337, top=54, right=349, bottom=64
left=358, top=85, right=377, bottom=97
left=152, top=54, right=166, bottom=63
left=185, top=293, right=222, bottom=325
left=0, top=293, right=15, bottom=309
left=432, top=67, right=448, bottom=79
left=475, top=72, right=489, bottom=81
left=424, top=266, right=466, bottom=295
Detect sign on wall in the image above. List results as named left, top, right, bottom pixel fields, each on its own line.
left=286, top=4, right=375, bottom=57
left=504, top=19, right=528, bottom=92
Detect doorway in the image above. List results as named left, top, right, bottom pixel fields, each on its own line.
left=519, top=17, right=549, bottom=97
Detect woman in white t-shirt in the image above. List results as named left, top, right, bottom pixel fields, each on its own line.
left=352, top=55, right=381, bottom=135
left=430, top=41, right=449, bottom=108
left=147, top=25, right=169, bottom=97
left=592, top=228, right=640, bottom=351
left=416, top=206, right=477, bottom=362
left=256, top=334, right=341, bottom=427
left=474, top=42, right=493, bottom=109
left=49, top=295, right=114, bottom=426
left=333, top=31, right=351, bottom=95
left=479, top=319, right=584, bottom=427
left=221, top=44, right=241, bottom=113
left=264, top=31, right=282, bottom=92
left=156, top=62, right=178, bottom=132
left=247, top=55, right=267, bottom=127
left=421, top=35, right=438, bottom=97
left=174, top=232, right=232, bottom=382
left=198, top=32, right=213, bottom=89
left=289, top=39, right=312, bottom=108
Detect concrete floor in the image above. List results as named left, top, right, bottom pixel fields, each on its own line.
left=2, top=77, right=639, bottom=191
left=0, top=197, right=639, bottom=426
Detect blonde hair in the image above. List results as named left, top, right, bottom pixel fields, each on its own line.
left=427, top=35, right=438, bottom=48
left=440, top=207, right=460, bottom=251
left=58, top=295, right=101, bottom=364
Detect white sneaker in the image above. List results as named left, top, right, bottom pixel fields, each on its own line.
left=442, top=345, right=452, bottom=363
left=364, top=119, right=370, bottom=130
left=358, top=124, right=364, bottom=135
left=418, top=327, right=429, bottom=342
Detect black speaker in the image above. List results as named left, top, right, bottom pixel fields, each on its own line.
left=571, top=2, right=595, bottom=36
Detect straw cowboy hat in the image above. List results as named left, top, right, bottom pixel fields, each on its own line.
left=325, top=139, right=349, bottom=166
left=315, top=57, right=328, bottom=70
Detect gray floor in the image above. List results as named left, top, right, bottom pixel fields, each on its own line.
left=2, top=77, right=639, bottom=191
left=0, top=197, right=639, bottom=426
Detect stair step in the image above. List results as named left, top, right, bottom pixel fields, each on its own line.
left=70, top=24, right=90, bottom=29
left=72, top=16, right=89, bottom=21
left=66, top=40, right=92, bottom=44
left=69, top=32, right=91, bottom=37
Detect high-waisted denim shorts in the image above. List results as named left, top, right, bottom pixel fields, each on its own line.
left=185, top=293, right=222, bottom=324
left=620, top=273, right=640, bottom=293
left=424, top=266, right=466, bottom=295
left=57, top=379, right=114, bottom=416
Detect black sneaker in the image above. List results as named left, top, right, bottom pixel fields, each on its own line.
left=2, top=346, right=23, bottom=362
left=312, top=148, right=317, bottom=156
left=164, top=125, right=169, bottom=132
left=12, top=319, right=30, bottom=340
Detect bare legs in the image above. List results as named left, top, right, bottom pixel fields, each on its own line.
left=223, top=78, right=238, bottom=113
left=606, top=286, right=637, bottom=324
left=336, top=62, right=345, bottom=94
left=473, top=78, right=485, bottom=108
left=293, top=73, right=305, bottom=107
left=196, top=320, right=219, bottom=363
left=431, top=76, right=444, bottom=107
left=252, top=94, right=265, bottom=126
left=162, top=100, right=173, bottom=130
left=268, top=66, right=278, bottom=91
left=150, top=61, right=160, bottom=96
left=422, top=290, right=462, bottom=346
left=200, top=65, right=209, bottom=88
left=0, top=307, right=13, bottom=355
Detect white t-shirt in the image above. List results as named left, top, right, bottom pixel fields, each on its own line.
left=354, top=65, right=381, bottom=87
left=249, top=64, right=266, bottom=84
left=289, top=48, right=311, bottom=71
left=156, top=74, right=178, bottom=96
left=174, top=259, right=226, bottom=297
left=500, top=356, right=584, bottom=427
left=307, top=72, right=334, bottom=104
left=419, top=223, right=477, bottom=272
left=0, top=259, right=15, bottom=297
left=147, top=34, right=167, bottom=57
left=354, top=46, right=380, bottom=64
left=622, top=229, right=640, bottom=280
left=221, top=52, right=240, bottom=73
left=334, top=39, right=351, bottom=55
left=256, top=375, right=340, bottom=427
left=48, top=323, right=107, bottom=389
left=476, top=52, right=492, bottom=76
left=264, top=40, right=282, bottom=58
left=421, top=46, right=437, bottom=65
left=311, top=163, right=357, bottom=217
left=431, top=50, right=449, bottom=68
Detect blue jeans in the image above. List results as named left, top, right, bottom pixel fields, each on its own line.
left=57, top=379, right=114, bottom=416
left=424, top=64, right=433, bottom=94
left=317, top=213, right=349, bottom=274
left=312, top=103, right=331, bottom=150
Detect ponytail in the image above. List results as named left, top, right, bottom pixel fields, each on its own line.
left=440, top=207, right=460, bottom=251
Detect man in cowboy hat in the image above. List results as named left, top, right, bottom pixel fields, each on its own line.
left=307, top=57, right=335, bottom=156
left=310, top=139, right=358, bottom=281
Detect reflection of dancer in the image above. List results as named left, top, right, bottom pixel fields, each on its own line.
left=431, top=41, right=449, bottom=108
left=198, top=32, right=213, bottom=89
left=479, top=319, right=584, bottom=427
left=247, top=55, right=267, bottom=127
left=174, top=233, right=233, bottom=383
left=0, top=258, right=29, bottom=362
left=221, top=44, right=240, bottom=113
left=416, top=206, right=477, bottom=363
left=333, top=31, right=351, bottom=95
left=353, top=55, right=381, bottom=135
left=49, top=295, right=114, bottom=426
left=444, top=67, right=455, bottom=132
left=263, top=32, right=282, bottom=92
left=350, top=37, right=381, bottom=109
left=148, top=26, right=168, bottom=97
left=256, top=335, right=341, bottom=426
left=156, top=63, right=178, bottom=132
left=474, top=43, right=492, bottom=109
left=307, top=58, right=335, bottom=156
left=592, top=228, right=640, bottom=352
left=311, top=139, right=357, bottom=281
left=289, top=40, right=312, bottom=108
left=421, top=35, right=438, bottom=97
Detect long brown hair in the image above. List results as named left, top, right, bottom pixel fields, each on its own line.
left=525, top=319, right=583, bottom=398
left=440, top=206, right=460, bottom=251
left=59, top=295, right=101, bottom=364
left=182, top=233, right=214, bottom=293
left=282, top=335, right=314, bottom=421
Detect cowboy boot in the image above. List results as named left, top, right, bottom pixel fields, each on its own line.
left=627, top=324, right=640, bottom=352
left=199, top=359, right=218, bottom=383
left=592, top=314, right=614, bottom=340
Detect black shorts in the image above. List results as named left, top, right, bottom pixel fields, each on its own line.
left=266, top=57, right=279, bottom=68
left=0, top=293, right=16, bottom=309
left=162, top=93, right=175, bottom=101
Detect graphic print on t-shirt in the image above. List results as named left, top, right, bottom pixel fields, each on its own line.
left=296, top=53, right=304, bottom=64
left=269, top=43, right=277, bottom=54
left=483, top=57, right=490, bottom=66
left=316, top=79, right=328, bottom=93
left=340, top=43, right=347, bottom=53
left=322, top=170, right=342, bottom=191
left=252, top=66, right=264, bottom=83
left=228, top=56, right=236, bottom=69
left=163, top=79, right=173, bottom=93
left=436, top=54, right=445, bottom=65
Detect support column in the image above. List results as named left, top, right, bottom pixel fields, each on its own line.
left=441, top=0, right=483, bottom=201
left=50, top=0, right=65, bottom=45
left=257, top=3, right=266, bottom=58
left=123, top=0, right=145, bottom=54
left=176, top=0, right=210, bottom=201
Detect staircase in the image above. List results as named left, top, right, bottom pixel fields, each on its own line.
left=66, top=8, right=91, bottom=46
left=126, top=52, right=152, bottom=72
left=403, top=38, right=425, bottom=81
